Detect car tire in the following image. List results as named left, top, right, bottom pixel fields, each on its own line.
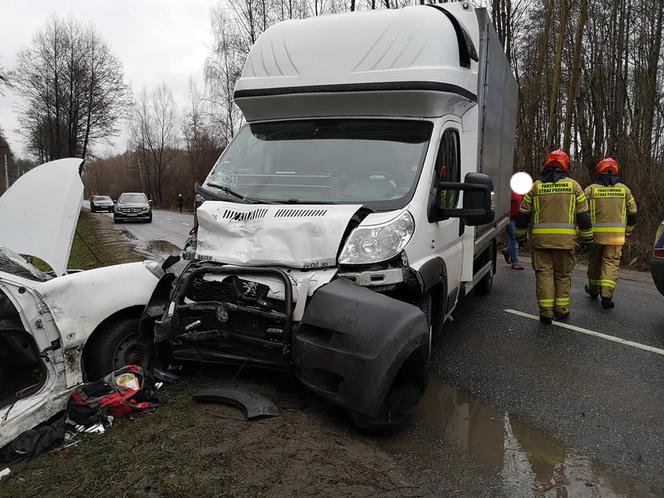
left=84, top=317, right=153, bottom=380
left=475, top=245, right=496, bottom=296
left=475, top=269, right=493, bottom=296
left=421, top=285, right=445, bottom=336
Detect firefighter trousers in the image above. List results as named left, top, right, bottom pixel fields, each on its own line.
left=587, top=244, right=622, bottom=299
left=532, top=249, right=576, bottom=318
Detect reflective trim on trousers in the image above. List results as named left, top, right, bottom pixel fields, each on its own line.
left=532, top=228, right=577, bottom=235
left=555, top=297, right=570, bottom=306
left=599, top=279, right=617, bottom=289
left=538, top=299, right=554, bottom=308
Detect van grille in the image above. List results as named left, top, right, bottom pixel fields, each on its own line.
left=274, top=208, right=328, bottom=218
left=222, top=208, right=268, bottom=221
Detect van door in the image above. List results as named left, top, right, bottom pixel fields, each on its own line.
left=431, top=125, right=464, bottom=309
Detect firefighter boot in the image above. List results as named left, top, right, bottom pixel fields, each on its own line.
left=532, top=250, right=555, bottom=325
left=552, top=249, right=575, bottom=320
left=599, top=246, right=622, bottom=309
left=586, top=244, right=602, bottom=299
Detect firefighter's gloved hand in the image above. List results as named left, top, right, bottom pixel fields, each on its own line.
left=576, top=242, right=590, bottom=255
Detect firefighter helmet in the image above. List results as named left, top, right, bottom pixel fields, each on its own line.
left=543, top=150, right=570, bottom=172
left=595, top=157, right=619, bottom=176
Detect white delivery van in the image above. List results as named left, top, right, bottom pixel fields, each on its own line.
left=141, top=3, right=517, bottom=429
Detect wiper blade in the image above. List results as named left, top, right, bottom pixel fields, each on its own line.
left=205, top=182, right=253, bottom=203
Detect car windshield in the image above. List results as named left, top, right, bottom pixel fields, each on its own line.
left=96, top=196, right=112, bottom=202
left=119, top=194, right=146, bottom=203
left=203, top=119, right=433, bottom=210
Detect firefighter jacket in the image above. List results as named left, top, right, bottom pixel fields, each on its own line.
left=585, top=180, right=637, bottom=246
left=516, top=170, right=592, bottom=250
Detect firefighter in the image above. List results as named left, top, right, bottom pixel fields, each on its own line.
left=584, top=158, right=637, bottom=309
left=516, top=150, right=593, bottom=324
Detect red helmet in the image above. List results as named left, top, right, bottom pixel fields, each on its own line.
left=544, top=150, right=570, bottom=172
left=595, top=157, right=619, bottom=176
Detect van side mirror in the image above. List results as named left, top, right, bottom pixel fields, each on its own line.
left=435, top=172, right=494, bottom=226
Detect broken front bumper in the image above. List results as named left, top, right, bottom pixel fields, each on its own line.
left=151, top=262, right=430, bottom=421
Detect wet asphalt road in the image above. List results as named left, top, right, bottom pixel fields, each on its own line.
left=429, top=258, right=664, bottom=494
left=96, top=208, right=194, bottom=248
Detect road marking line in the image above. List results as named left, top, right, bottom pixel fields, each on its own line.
left=504, top=309, right=664, bottom=357
left=181, top=222, right=190, bottom=226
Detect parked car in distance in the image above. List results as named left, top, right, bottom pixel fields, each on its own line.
left=651, top=221, right=664, bottom=296
left=114, top=192, right=152, bottom=223
left=90, top=195, right=114, bottom=213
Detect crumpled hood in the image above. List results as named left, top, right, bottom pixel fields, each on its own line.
left=195, top=201, right=363, bottom=268
left=0, top=158, right=83, bottom=276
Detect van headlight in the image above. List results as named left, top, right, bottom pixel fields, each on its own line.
left=338, top=211, right=415, bottom=265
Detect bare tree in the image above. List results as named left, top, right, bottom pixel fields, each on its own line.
left=205, top=7, right=247, bottom=144
left=130, top=85, right=178, bottom=204
left=13, top=15, right=130, bottom=166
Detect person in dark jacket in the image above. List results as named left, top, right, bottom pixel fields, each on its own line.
left=176, top=194, right=184, bottom=213
left=502, top=190, right=525, bottom=270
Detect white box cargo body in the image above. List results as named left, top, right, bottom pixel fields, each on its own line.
left=164, top=3, right=518, bottom=430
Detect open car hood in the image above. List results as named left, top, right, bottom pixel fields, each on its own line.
left=0, top=158, right=84, bottom=276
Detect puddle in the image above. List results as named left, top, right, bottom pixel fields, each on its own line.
left=380, top=378, right=654, bottom=497
left=135, top=240, right=182, bottom=258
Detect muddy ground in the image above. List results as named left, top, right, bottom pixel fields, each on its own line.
left=0, top=365, right=492, bottom=498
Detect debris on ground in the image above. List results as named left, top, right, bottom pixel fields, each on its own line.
left=192, top=387, right=280, bottom=420
left=66, top=365, right=167, bottom=429
left=0, top=417, right=66, bottom=462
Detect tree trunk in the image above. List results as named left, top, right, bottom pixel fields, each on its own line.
left=546, top=0, right=569, bottom=149
left=562, top=0, right=587, bottom=151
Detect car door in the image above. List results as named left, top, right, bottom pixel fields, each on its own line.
left=0, top=277, right=69, bottom=448
left=430, top=124, right=464, bottom=305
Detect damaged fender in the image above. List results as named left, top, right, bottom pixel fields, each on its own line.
left=293, top=278, right=430, bottom=420
left=192, top=388, right=280, bottom=419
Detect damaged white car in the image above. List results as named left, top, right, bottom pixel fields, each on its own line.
left=0, top=158, right=160, bottom=448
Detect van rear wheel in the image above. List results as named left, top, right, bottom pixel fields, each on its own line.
left=475, top=269, right=494, bottom=295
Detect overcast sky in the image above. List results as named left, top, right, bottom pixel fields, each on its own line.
left=0, top=0, right=217, bottom=159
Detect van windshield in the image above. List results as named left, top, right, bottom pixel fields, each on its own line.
left=204, top=119, right=433, bottom=210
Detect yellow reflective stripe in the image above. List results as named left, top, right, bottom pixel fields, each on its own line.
left=590, top=199, right=596, bottom=224
left=568, top=193, right=574, bottom=224
left=599, top=279, right=617, bottom=289
left=555, top=297, right=570, bottom=305
left=579, top=229, right=593, bottom=237
left=532, top=228, right=577, bottom=234
left=593, top=227, right=626, bottom=233
left=577, top=193, right=587, bottom=203
left=538, top=299, right=554, bottom=308
left=534, top=196, right=540, bottom=224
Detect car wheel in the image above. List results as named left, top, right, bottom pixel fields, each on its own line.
left=84, top=317, right=153, bottom=380
left=421, top=285, right=445, bottom=336
left=475, top=246, right=495, bottom=296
